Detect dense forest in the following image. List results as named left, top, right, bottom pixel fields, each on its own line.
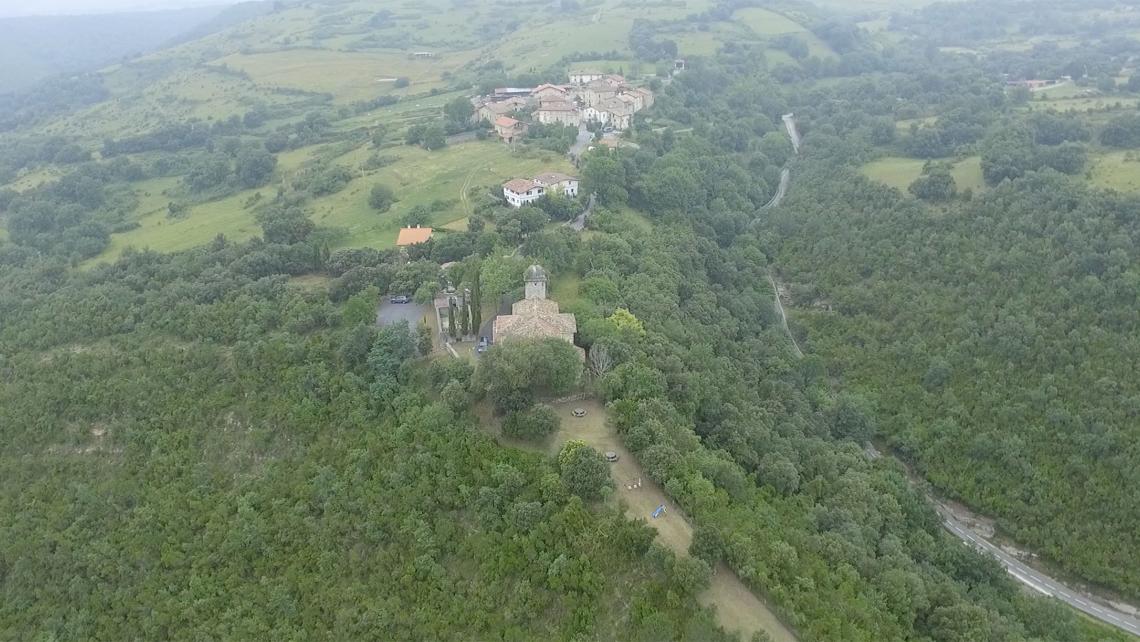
left=766, top=149, right=1140, bottom=597
left=3, top=0, right=1140, bottom=638
left=0, top=240, right=737, bottom=641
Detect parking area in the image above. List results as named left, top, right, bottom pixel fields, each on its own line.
left=376, top=301, right=431, bottom=328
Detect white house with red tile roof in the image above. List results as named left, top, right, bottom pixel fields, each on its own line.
left=502, top=178, right=544, bottom=207
left=533, top=172, right=579, bottom=197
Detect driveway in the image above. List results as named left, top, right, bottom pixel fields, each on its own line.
left=568, top=124, right=593, bottom=160
left=376, top=301, right=431, bottom=328
left=564, top=192, right=596, bottom=232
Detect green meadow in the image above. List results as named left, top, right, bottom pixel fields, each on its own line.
left=861, top=156, right=985, bottom=193
left=1089, top=150, right=1140, bottom=192
left=89, top=141, right=575, bottom=264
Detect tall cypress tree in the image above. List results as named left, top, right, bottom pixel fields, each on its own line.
left=447, top=301, right=457, bottom=339
left=460, top=298, right=470, bottom=337
left=471, top=263, right=482, bottom=335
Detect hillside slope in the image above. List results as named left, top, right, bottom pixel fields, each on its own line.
left=0, top=5, right=232, bottom=91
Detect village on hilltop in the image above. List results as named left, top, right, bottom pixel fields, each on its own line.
left=470, top=71, right=654, bottom=208
left=474, top=70, right=655, bottom=143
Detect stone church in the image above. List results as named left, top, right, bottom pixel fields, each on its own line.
left=492, top=265, right=578, bottom=345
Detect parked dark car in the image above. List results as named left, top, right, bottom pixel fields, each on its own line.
left=476, top=337, right=489, bottom=353
left=389, top=294, right=411, bottom=304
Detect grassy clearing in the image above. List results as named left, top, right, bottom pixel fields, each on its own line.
left=39, top=66, right=276, bottom=144
left=665, top=20, right=760, bottom=57
left=90, top=141, right=572, bottom=263
left=1032, top=82, right=1083, bottom=99
left=896, top=116, right=938, bottom=131
left=492, top=15, right=634, bottom=70
left=334, top=90, right=465, bottom=134
left=4, top=166, right=64, bottom=192
left=1026, top=96, right=1140, bottom=112
left=94, top=185, right=265, bottom=263
left=733, top=8, right=836, bottom=59
left=765, top=48, right=799, bottom=68
left=735, top=7, right=807, bottom=35
left=217, top=49, right=478, bottom=103
left=307, top=141, right=574, bottom=249
left=441, top=217, right=469, bottom=231
left=567, top=59, right=635, bottom=74
left=861, top=156, right=985, bottom=193
left=1089, top=151, right=1140, bottom=192
left=673, top=30, right=727, bottom=56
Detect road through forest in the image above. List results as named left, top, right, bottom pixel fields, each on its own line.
left=765, top=114, right=1140, bottom=635
left=938, top=505, right=1140, bottom=637
left=764, top=113, right=1140, bottom=637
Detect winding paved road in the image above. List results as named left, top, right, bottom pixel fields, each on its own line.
left=937, top=505, right=1140, bottom=637
left=761, top=168, right=790, bottom=210
left=767, top=274, right=803, bottom=359
left=782, top=113, right=800, bottom=154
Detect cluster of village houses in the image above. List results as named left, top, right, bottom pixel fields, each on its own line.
left=473, top=71, right=655, bottom=144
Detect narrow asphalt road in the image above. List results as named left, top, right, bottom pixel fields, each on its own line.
left=782, top=113, right=800, bottom=154
left=767, top=274, right=803, bottom=359
left=564, top=192, right=596, bottom=231
left=937, top=504, right=1140, bottom=637
left=568, top=124, right=593, bottom=160
left=761, top=168, right=790, bottom=210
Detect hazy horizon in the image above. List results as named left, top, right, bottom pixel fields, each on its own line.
left=0, top=0, right=239, bottom=18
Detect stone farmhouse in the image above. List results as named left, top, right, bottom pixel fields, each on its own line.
left=568, top=71, right=607, bottom=84
left=502, top=172, right=579, bottom=207
left=474, top=95, right=528, bottom=123
left=535, top=100, right=580, bottom=126
left=492, top=264, right=578, bottom=348
left=493, top=116, right=528, bottom=143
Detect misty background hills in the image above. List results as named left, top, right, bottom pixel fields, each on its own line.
left=0, top=1, right=257, bottom=92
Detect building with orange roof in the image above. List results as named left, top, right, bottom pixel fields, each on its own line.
left=395, top=226, right=434, bottom=246
left=493, top=115, right=528, bottom=143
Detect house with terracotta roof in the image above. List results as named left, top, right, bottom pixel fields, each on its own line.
left=532, top=83, right=569, bottom=102
left=492, top=265, right=579, bottom=349
left=476, top=96, right=528, bottom=123
left=395, top=226, right=433, bottom=247
left=533, top=172, right=579, bottom=197
left=503, top=171, right=579, bottom=206
left=502, top=178, right=543, bottom=207
left=494, top=116, right=528, bottom=143
left=581, top=77, right=624, bottom=107
left=585, top=96, right=635, bottom=130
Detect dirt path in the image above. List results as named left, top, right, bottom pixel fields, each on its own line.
left=543, top=399, right=797, bottom=642
left=459, top=162, right=480, bottom=217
